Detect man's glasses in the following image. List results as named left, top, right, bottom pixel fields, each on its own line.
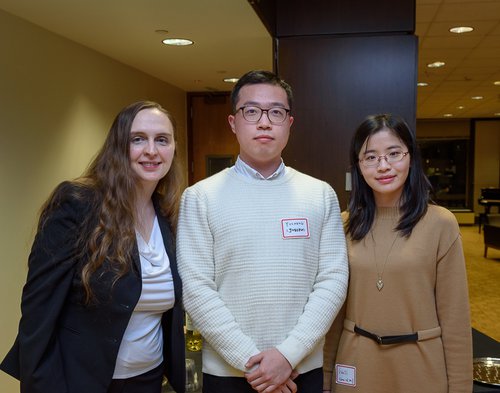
left=359, top=151, right=409, bottom=167
left=236, top=106, right=290, bottom=124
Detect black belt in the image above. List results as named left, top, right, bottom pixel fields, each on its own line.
left=354, top=325, right=418, bottom=345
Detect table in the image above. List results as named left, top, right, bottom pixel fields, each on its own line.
left=473, top=328, right=500, bottom=392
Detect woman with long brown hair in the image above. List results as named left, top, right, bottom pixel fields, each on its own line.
left=1, top=101, right=186, bottom=393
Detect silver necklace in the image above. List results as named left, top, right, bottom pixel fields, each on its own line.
left=371, top=231, right=399, bottom=291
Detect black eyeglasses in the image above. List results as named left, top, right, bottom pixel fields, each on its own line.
left=236, top=106, right=290, bottom=124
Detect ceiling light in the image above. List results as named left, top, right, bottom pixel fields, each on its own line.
left=449, top=26, right=474, bottom=34
left=443, top=113, right=453, bottom=117
left=223, top=78, right=239, bottom=83
left=457, top=106, right=465, bottom=110
left=427, top=61, right=445, bottom=68
left=417, top=82, right=428, bottom=87
left=162, top=38, right=194, bottom=46
left=471, top=96, right=483, bottom=100
left=494, top=81, right=500, bottom=86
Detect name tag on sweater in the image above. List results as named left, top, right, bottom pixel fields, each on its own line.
left=336, top=364, right=356, bottom=387
left=281, top=218, right=310, bottom=239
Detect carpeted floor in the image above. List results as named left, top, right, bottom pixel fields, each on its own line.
left=461, top=225, right=500, bottom=342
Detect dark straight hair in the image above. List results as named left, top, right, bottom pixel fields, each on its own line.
left=230, top=70, right=294, bottom=113
left=346, top=114, right=433, bottom=240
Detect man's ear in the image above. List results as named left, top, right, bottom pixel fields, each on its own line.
left=289, top=116, right=294, bottom=127
left=228, top=114, right=236, bottom=134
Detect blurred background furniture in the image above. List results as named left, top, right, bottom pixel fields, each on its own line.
left=478, top=188, right=500, bottom=233
left=483, top=214, right=500, bottom=258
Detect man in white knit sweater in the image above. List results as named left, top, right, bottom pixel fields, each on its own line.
left=177, top=70, right=348, bottom=393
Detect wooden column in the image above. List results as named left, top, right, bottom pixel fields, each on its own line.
left=250, top=0, right=417, bottom=209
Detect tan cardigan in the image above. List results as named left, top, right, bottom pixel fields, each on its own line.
left=323, top=205, right=472, bottom=393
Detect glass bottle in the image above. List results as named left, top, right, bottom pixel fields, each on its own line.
left=185, top=313, right=202, bottom=352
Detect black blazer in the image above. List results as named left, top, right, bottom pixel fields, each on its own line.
left=0, top=184, right=185, bottom=393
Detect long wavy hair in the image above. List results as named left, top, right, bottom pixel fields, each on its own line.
left=346, top=114, right=432, bottom=241
left=39, top=101, right=184, bottom=303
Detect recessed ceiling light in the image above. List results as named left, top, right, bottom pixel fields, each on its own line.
left=457, top=106, right=465, bottom=110
left=494, top=81, right=500, bottom=86
left=223, top=78, right=239, bottom=83
left=443, top=113, right=453, bottom=117
left=427, top=61, right=445, bottom=68
left=162, top=38, right=194, bottom=46
left=417, top=82, right=428, bottom=87
left=494, top=113, right=500, bottom=116
left=471, top=96, right=483, bottom=100
left=449, top=26, right=474, bottom=34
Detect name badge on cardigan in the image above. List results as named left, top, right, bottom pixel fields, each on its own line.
left=336, top=364, right=356, bottom=387
left=281, top=218, right=310, bottom=239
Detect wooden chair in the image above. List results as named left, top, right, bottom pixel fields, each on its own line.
left=478, top=187, right=500, bottom=233
left=483, top=214, right=500, bottom=258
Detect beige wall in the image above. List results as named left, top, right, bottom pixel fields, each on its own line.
left=416, top=119, right=500, bottom=216
left=0, top=10, right=187, bottom=392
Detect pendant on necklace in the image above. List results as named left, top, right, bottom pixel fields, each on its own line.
left=372, top=231, right=398, bottom=292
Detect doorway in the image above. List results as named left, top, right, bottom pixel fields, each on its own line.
left=187, top=92, right=239, bottom=185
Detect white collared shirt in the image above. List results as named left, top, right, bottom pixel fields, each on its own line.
left=232, top=156, right=287, bottom=180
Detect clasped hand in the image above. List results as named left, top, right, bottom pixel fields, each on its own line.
left=245, top=348, right=298, bottom=393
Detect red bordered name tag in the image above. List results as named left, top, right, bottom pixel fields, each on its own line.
left=281, top=218, right=310, bottom=239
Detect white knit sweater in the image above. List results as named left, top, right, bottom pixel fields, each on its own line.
left=177, top=168, right=348, bottom=377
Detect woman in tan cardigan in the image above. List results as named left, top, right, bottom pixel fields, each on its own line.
left=323, top=114, right=472, bottom=393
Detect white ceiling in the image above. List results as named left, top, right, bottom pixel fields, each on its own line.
left=416, top=0, right=500, bottom=119
left=1, top=0, right=500, bottom=119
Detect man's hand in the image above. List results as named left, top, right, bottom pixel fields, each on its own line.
left=268, top=370, right=299, bottom=393
left=245, top=348, right=293, bottom=393
left=268, top=378, right=297, bottom=393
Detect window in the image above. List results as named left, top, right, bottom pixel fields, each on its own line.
left=418, top=138, right=470, bottom=209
